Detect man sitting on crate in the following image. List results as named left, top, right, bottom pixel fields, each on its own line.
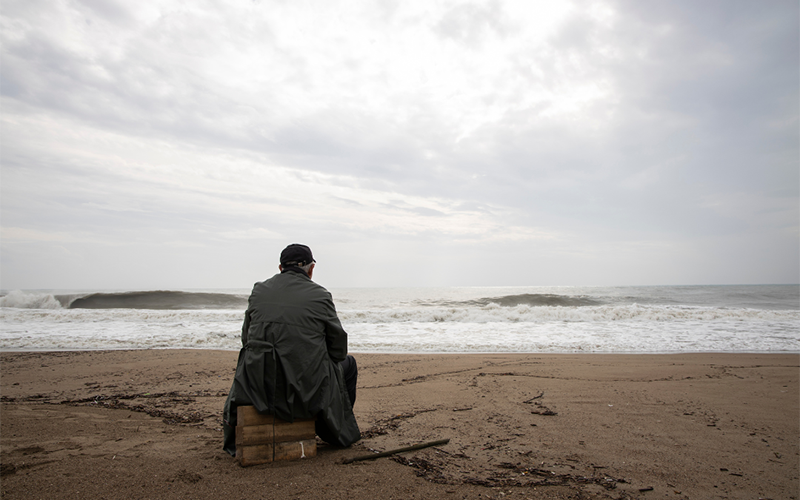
left=223, top=244, right=360, bottom=456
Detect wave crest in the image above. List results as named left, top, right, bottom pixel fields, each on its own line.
left=0, top=290, right=63, bottom=309
left=68, top=291, right=248, bottom=310
left=462, top=293, right=602, bottom=307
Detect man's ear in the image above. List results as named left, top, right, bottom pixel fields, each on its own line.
left=278, top=265, right=283, bottom=272
left=308, top=263, right=315, bottom=279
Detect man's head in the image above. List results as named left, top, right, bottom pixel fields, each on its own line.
left=279, top=243, right=316, bottom=277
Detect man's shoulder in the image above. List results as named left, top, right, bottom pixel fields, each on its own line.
left=253, top=272, right=332, bottom=298
left=296, top=275, right=333, bottom=299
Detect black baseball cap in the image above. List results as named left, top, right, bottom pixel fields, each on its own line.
left=280, top=243, right=315, bottom=267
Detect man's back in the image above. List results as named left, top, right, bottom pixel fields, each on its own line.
left=244, top=269, right=347, bottom=366
left=238, top=269, right=348, bottom=420
left=222, top=256, right=360, bottom=456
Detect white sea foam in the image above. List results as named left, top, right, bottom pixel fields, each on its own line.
left=1, top=304, right=798, bottom=353
left=2, top=286, right=798, bottom=353
left=0, top=290, right=63, bottom=309
left=338, top=303, right=798, bottom=324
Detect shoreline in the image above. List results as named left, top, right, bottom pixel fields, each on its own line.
left=2, top=347, right=799, bottom=354
left=2, top=350, right=798, bottom=499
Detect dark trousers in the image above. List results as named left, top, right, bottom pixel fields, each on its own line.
left=340, top=354, right=358, bottom=406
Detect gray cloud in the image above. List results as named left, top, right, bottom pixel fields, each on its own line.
left=1, top=0, right=797, bottom=288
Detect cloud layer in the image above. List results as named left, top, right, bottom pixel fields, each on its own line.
left=1, top=0, right=797, bottom=288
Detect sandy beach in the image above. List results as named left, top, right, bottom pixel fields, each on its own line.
left=1, top=350, right=797, bottom=499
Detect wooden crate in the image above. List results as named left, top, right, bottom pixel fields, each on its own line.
left=235, top=406, right=317, bottom=466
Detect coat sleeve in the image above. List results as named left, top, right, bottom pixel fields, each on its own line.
left=321, top=294, right=348, bottom=363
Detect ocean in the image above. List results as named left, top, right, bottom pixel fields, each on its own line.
left=1, top=285, right=798, bottom=353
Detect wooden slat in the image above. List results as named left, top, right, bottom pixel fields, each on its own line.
left=274, top=418, right=316, bottom=442
left=236, top=424, right=274, bottom=447
left=237, top=443, right=274, bottom=466
left=274, top=439, right=317, bottom=461
left=237, top=406, right=275, bottom=427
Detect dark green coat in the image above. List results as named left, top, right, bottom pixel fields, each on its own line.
left=222, top=268, right=360, bottom=455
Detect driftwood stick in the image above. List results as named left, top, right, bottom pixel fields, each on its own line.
left=523, top=392, right=544, bottom=404
left=343, top=439, right=450, bottom=464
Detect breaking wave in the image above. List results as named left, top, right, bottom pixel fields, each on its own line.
left=67, top=291, right=248, bottom=310
left=0, top=290, right=248, bottom=310
left=431, top=293, right=603, bottom=308
left=0, top=290, right=63, bottom=309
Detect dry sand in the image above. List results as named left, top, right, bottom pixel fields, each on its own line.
left=1, top=350, right=797, bottom=499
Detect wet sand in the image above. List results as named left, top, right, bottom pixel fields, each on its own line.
left=1, top=350, right=797, bottom=499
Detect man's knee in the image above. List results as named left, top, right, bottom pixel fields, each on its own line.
left=341, top=354, right=357, bottom=377
left=340, top=355, right=357, bottom=405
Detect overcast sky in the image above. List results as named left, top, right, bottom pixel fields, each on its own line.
left=1, top=0, right=798, bottom=290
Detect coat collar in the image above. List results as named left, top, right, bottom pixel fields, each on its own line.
left=280, top=266, right=310, bottom=278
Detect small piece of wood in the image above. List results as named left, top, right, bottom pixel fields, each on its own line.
left=274, top=439, right=317, bottom=461
left=237, top=406, right=275, bottom=426
left=236, top=424, right=274, bottom=447
left=523, top=392, right=544, bottom=404
left=274, top=418, right=315, bottom=442
left=237, top=443, right=274, bottom=466
left=342, top=439, right=450, bottom=464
